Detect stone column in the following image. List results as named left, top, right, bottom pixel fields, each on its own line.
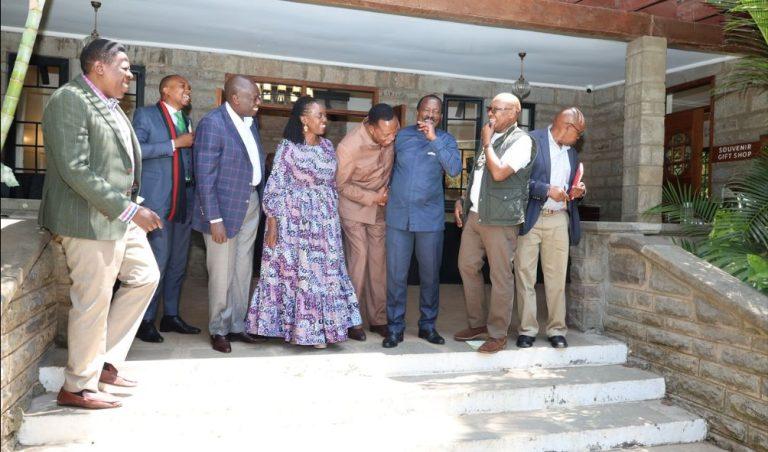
left=622, top=36, right=667, bottom=222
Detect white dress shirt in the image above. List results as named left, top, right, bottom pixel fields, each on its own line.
left=543, top=126, right=572, bottom=211
left=225, top=102, right=262, bottom=187
left=469, top=125, right=532, bottom=213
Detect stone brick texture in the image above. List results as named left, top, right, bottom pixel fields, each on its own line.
left=604, top=246, right=768, bottom=451
left=1, top=238, right=69, bottom=450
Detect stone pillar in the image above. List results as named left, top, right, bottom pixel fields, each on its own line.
left=622, top=36, right=667, bottom=222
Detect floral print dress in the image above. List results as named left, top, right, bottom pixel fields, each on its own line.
left=246, top=138, right=362, bottom=345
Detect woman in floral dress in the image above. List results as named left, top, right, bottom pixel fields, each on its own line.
left=246, top=96, right=362, bottom=349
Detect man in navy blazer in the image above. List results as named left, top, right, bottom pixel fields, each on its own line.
left=192, top=75, right=267, bottom=353
left=515, top=107, right=587, bottom=350
left=133, top=74, right=200, bottom=342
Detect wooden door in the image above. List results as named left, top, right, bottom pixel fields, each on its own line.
left=393, top=104, right=406, bottom=126
left=664, top=107, right=705, bottom=191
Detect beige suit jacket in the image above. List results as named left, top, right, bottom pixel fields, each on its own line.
left=336, top=124, right=394, bottom=225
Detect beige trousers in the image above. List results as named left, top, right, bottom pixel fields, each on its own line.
left=203, top=191, right=260, bottom=336
left=341, top=217, right=387, bottom=326
left=457, top=212, right=518, bottom=338
left=515, top=210, right=569, bottom=337
left=60, top=222, right=159, bottom=392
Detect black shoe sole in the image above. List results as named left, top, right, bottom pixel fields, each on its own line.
left=382, top=336, right=404, bottom=348
left=159, top=327, right=201, bottom=334
left=136, top=335, right=164, bottom=343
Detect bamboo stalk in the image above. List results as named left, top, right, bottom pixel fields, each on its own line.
left=1, top=0, right=47, bottom=187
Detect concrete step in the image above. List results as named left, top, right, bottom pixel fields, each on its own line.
left=38, top=333, right=628, bottom=391
left=19, top=399, right=705, bottom=450
left=23, top=364, right=664, bottom=427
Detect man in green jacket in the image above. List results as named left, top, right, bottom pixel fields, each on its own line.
left=38, top=39, right=162, bottom=409
left=453, top=93, right=535, bottom=354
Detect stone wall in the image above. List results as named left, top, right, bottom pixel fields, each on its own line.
left=603, top=233, right=768, bottom=452
left=0, top=220, right=69, bottom=451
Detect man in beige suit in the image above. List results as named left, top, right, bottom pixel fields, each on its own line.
left=336, top=103, right=399, bottom=340
left=38, top=39, right=162, bottom=409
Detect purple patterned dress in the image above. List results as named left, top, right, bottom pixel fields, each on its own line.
left=246, top=138, right=362, bottom=345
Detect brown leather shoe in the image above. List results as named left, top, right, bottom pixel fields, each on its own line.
left=454, top=326, right=489, bottom=342
left=56, top=389, right=122, bottom=409
left=226, top=332, right=268, bottom=344
left=211, top=334, right=231, bottom=353
left=478, top=336, right=508, bottom=354
left=347, top=327, right=366, bottom=341
left=99, top=362, right=137, bottom=387
left=369, top=325, right=389, bottom=338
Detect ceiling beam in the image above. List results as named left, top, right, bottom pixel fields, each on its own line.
left=297, top=0, right=728, bottom=51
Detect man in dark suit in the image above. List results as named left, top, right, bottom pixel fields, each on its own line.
left=39, top=39, right=162, bottom=409
left=515, top=107, right=587, bottom=350
left=192, top=75, right=267, bottom=353
left=132, top=75, right=201, bottom=342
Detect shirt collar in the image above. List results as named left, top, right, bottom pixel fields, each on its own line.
left=82, top=75, right=120, bottom=111
left=163, top=101, right=178, bottom=116
left=547, top=126, right=568, bottom=151
left=225, top=102, right=253, bottom=128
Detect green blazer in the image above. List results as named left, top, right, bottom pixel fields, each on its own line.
left=38, top=75, right=142, bottom=240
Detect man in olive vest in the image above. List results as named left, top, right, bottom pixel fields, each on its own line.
left=453, top=93, right=535, bottom=354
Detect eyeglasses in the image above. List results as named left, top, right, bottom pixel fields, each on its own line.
left=566, top=122, right=585, bottom=137
left=487, top=106, right=516, bottom=114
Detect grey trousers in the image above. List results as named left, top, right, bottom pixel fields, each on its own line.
left=203, top=191, right=260, bottom=336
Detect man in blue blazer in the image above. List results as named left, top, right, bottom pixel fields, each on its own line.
left=515, top=108, right=587, bottom=349
left=192, top=75, right=267, bottom=353
left=133, top=75, right=200, bottom=342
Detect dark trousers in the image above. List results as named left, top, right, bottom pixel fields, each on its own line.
left=144, top=186, right=193, bottom=322
left=386, top=227, right=443, bottom=335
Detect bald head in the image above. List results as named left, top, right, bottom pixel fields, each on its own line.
left=159, top=74, right=191, bottom=109
left=225, top=75, right=260, bottom=118
left=551, top=107, right=586, bottom=146
left=488, top=92, right=521, bottom=132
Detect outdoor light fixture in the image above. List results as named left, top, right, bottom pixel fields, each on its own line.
left=512, top=52, right=531, bottom=100
left=89, top=1, right=101, bottom=39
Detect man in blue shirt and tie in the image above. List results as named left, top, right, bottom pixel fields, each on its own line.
left=383, top=94, right=462, bottom=348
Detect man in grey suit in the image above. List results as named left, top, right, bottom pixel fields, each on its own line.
left=39, top=39, right=162, bottom=409
left=132, top=75, right=201, bottom=342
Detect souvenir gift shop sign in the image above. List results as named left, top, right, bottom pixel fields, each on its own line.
left=712, top=141, right=762, bottom=163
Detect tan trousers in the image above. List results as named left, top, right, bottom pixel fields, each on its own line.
left=515, top=210, right=569, bottom=337
left=60, top=222, right=159, bottom=392
left=341, top=217, right=387, bottom=326
left=203, top=191, right=261, bottom=336
left=458, top=212, right=518, bottom=338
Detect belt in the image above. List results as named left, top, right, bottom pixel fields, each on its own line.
left=541, top=208, right=566, bottom=217
left=185, top=180, right=195, bottom=188
left=249, top=184, right=259, bottom=192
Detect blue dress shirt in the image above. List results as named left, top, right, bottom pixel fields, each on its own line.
left=386, top=125, right=462, bottom=232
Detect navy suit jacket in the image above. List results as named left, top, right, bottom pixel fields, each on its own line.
left=521, top=127, right=582, bottom=246
left=191, top=104, right=266, bottom=238
left=133, top=105, right=193, bottom=218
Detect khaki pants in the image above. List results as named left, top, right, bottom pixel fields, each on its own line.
left=341, top=217, right=387, bottom=326
left=458, top=212, right=518, bottom=338
left=515, top=210, right=569, bottom=337
left=60, top=222, right=159, bottom=392
left=204, top=191, right=260, bottom=336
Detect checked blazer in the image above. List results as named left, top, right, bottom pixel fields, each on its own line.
left=191, top=103, right=266, bottom=238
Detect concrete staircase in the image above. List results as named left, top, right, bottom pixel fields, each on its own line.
left=18, top=334, right=709, bottom=451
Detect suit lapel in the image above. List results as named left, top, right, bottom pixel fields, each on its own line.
left=219, top=105, right=252, bottom=162
left=75, top=77, right=133, bottom=163
left=540, top=130, right=552, bottom=183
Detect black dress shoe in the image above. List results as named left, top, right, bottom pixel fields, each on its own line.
left=159, top=315, right=201, bottom=334
left=548, top=335, right=568, bottom=348
left=382, top=332, right=404, bottom=348
left=226, top=332, right=268, bottom=344
left=347, top=327, right=366, bottom=341
left=136, top=321, right=164, bottom=343
left=418, top=329, right=445, bottom=345
left=516, top=335, right=536, bottom=348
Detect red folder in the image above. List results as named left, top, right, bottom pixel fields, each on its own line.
left=569, top=163, right=584, bottom=200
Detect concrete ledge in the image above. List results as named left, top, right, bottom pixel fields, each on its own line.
left=580, top=221, right=682, bottom=235
left=609, top=233, right=768, bottom=332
